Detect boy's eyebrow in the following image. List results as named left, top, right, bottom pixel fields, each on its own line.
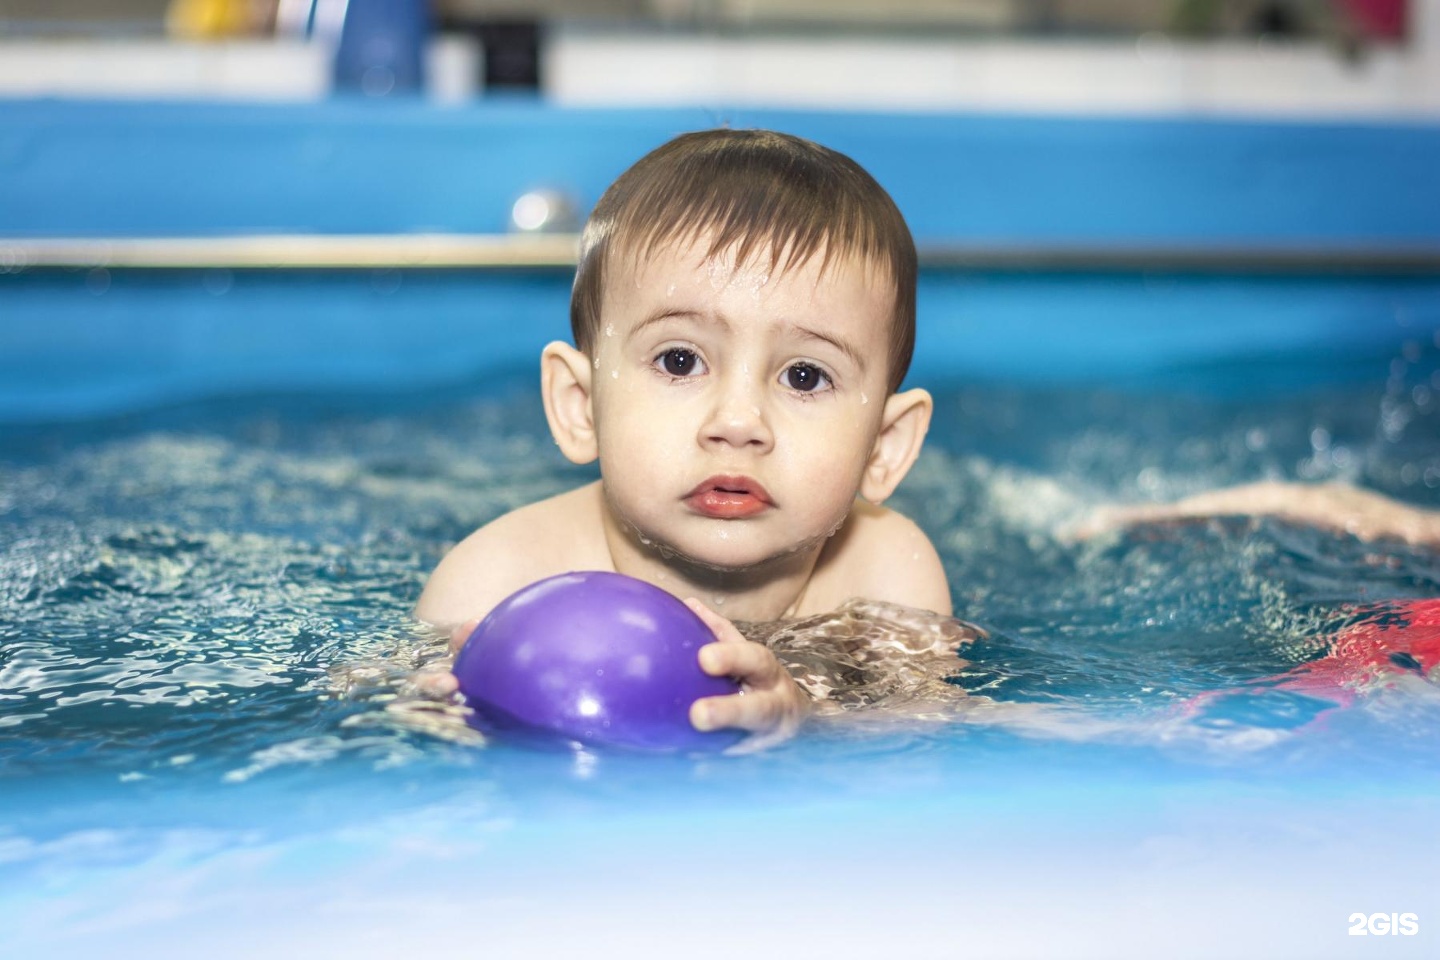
left=792, top=324, right=867, bottom=375
left=631, top=310, right=868, bottom=374
left=631, top=309, right=706, bottom=337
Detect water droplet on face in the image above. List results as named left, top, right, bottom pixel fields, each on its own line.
left=860, top=392, right=869, bottom=405
left=604, top=323, right=615, bottom=337
left=713, top=596, right=725, bottom=606
left=593, top=355, right=601, bottom=369
left=612, top=370, right=619, bottom=379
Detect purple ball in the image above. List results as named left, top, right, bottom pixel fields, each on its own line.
left=454, top=571, right=744, bottom=751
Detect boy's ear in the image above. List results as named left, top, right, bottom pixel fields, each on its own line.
left=861, top=387, right=932, bottom=505
left=540, top=341, right=598, bottom=464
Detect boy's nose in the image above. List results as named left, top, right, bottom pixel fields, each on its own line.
left=699, top=374, right=774, bottom=453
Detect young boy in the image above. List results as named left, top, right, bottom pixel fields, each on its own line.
left=416, top=129, right=949, bottom=748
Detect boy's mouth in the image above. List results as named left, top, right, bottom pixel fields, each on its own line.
left=683, top=475, right=774, bottom=519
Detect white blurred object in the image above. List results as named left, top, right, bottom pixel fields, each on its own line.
left=510, top=189, right=580, bottom=234
left=718, top=0, right=1022, bottom=28
left=0, top=40, right=331, bottom=101
left=310, top=0, right=351, bottom=45
left=275, top=0, right=320, bottom=38
left=0, top=34, right=479, bottom=101
left=427, top=33, right=483, bottom=102
left=547, top=8, right=1440, bottom=119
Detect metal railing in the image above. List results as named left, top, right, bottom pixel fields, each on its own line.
left=5, top=233, right=1440, bottom=274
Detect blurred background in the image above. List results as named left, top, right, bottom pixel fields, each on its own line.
left=1, top=1, right=1437, bottom=417
left=0, top=1, right=1426, bottom=109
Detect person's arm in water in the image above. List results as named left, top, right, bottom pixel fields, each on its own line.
left=1079, top=480, right=1440, bottom=545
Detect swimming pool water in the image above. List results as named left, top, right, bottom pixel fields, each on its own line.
left=6, top=95, right=1440, bottom=956
left=2, top=337, right=1439, bottom=958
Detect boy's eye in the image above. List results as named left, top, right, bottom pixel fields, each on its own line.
left=656, top=348, right=704, bottom=378
left=782, top=362, right=830, bottom=393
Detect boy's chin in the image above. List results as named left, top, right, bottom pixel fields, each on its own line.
left=647, top=529, right=822, bottom=576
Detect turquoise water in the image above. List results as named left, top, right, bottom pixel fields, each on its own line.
left=2, top=337, right=1439, bottom=958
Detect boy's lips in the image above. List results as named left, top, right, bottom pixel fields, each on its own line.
left=683, top=475, right=775, bottom=519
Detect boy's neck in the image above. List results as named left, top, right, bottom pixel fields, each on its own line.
left=597, top=491, right=817, bottom=623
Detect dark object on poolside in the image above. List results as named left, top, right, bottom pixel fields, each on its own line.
left=334, top=0, right=430, bottom=96
left=454, top=571, right=743, bottom=751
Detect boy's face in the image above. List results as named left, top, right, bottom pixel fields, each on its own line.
left=588, top=232, right=897, bottom=572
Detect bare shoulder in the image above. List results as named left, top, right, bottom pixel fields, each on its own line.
left=811, top=501, right=952, bottom=616
left=414, top=481, right=609, bottom=629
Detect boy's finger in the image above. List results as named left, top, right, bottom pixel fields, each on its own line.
left=690, top=690, right=779, bottom=734
left=412, top=667, right=460, bottom=699
left=449, top=620, right=481, bottom=652
left=684, top=597, right=745, bottom=643
left=697, top=639, right=781, bottom=684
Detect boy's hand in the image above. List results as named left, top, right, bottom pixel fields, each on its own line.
left=684, top=597, right=810, bottom=752
left=408, top=620, right=474, bottom=699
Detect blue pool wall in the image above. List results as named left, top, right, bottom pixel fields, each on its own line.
left=2, top=100, right=1439, bottom=419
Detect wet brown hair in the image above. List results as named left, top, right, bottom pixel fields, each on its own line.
left=570, top=129, right=917, bottom=393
